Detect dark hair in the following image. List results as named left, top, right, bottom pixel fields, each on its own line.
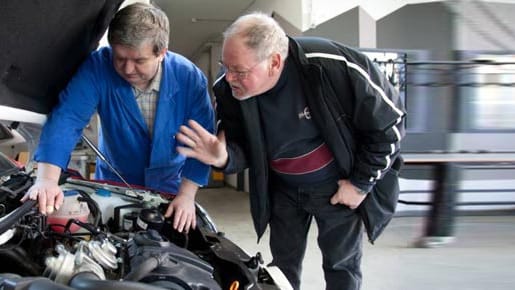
left=107, top=2, right=169, bottom=55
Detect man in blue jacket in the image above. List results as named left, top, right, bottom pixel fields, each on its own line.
left=22, top=3, right=215, bottom=233
left=175, top=13, right=405, bottom=290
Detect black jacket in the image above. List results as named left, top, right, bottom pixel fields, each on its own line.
left=213, top=36, right=406, bottom=241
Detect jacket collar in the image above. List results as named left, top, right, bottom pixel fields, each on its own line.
left=288, top=36, right=309, bottom=66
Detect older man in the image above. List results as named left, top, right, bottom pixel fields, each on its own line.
left=176, top=12, right=405, bottom=290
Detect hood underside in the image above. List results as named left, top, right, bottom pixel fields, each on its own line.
left=0, top=0, right=123, bottom=116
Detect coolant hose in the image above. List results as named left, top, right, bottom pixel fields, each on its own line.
left=0, top=200, right=37, bottom=234
left=0, top=276, right=74, bottom=290
left=124, top=253, right=168, bottom=281
left=69, top=272, right=167, bottom=290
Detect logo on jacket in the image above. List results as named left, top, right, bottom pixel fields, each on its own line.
left=298, top=106, right=312, bottom=120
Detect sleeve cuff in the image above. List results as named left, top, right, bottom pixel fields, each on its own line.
left=182, top=177, right=202, bottom=188
left=349, top=177, right=374, bottom=194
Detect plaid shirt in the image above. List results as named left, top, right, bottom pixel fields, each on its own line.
left=132, top=63, right=162, bottom=137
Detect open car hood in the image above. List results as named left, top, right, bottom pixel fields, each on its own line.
left=0, top=0, right=123, bottom=120
left=0, top=0, right=123, bottom=161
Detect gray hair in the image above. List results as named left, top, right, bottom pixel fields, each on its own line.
left=223, top=12, right=288, bottom=61
left=108, top=2, right=169, bottom=55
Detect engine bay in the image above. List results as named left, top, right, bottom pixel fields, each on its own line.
left=0, top=171, right=287, bottom=290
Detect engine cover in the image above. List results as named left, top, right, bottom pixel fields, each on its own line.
left=127, top=230, right=221, bottom=290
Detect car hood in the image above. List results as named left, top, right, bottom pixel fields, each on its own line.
left=0, top=0, right=123, bottom=121
left=0, top=0, right=123, bottom=161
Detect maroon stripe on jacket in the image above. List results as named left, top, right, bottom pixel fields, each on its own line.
left=270, top=143, right=334, bottom=175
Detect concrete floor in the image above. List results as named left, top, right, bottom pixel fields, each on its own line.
left=197, top=186, right=515, bottom=290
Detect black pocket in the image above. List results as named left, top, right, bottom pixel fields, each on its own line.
left=358, top=164, right=400, bottom=244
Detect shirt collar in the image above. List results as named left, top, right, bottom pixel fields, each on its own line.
left=149, top=62, right=162, bottom=92
left=133, top=62, right=162, bottom=94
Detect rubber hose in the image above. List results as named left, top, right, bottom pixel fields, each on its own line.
left=69, top=272, right=168, bottom=290
left=0, top=199, right=37, bottom=234
left=124, top=253, right=168, bottom=281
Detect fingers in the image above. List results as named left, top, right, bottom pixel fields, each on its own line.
left=164, top=202, right=196, bottom=233
left=21, top=187, right=64, bottom=215
left=191, top=214, right=197, bottom=229
left=177, top=129, right=198, bottom=149
left=330, top=194, right=338, bottom=205
left=45, top=191, right=56, bottom=215
left=178, top=119, right=218, bottom=147
left=177, top=120, right=207, bottom=143
left=187, top=119, right=211, bottom=139
left=176, top=130, right=202, bottom=160
left=331, top=180, right=359, bottom=209
left=54, top=193, right=63, bottom=211
left=331, top=181, right=344, bottom=205
left=180, top=124, right=200, bottom=142
left=38, top=189, right=49, bottom=215
left=176, top=144, right=195, bottom=157
left=174, top=211, right=188, bottom=233
left=164, top=203, right=186, bottom=232
left=20, top=193, right=29, bottom=202
left=164, top=202, right=174, bottom=218
left=176, top=129, right=219, bottom=165
left=38, top=189, right=59, bottom=215
left=20, top=187, right=38, bottom=203
left=173, top=209, right=196, bottom=233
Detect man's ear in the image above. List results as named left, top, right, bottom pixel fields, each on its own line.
left=158, top=48, right=167, bottom=61
left=269, top=53, right=282, bottom=75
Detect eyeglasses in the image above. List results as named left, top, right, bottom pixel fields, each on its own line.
left=218, top=58, right=267, bottom=80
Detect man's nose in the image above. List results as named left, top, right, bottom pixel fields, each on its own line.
left=123, top=61, right=135, bottom=74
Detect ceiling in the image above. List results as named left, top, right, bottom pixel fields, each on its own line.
left=154, top=0, right=257, bottom=59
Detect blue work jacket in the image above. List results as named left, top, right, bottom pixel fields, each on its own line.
left=35, top=47, right=215, bottom=194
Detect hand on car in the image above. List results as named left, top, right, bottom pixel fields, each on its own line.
left=21, top=177, right=64, bottom=215
left=165, top=193, right=196, bottom=233
left=164, top=178, right=199, bottom=233
left=330, top=179, right=367, bottom=210
left=20, top=162, right=63, bottom=215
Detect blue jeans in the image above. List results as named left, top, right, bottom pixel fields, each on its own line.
left=268, top=179, right=363, bottom=290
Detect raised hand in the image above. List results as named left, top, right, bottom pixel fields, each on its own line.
left=176, top=119, right=228, bottom=168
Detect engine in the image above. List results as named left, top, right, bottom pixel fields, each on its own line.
left=0, top=172, right=289, bottom=290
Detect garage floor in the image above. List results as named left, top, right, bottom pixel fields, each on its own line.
left=197, top=186, right=515, bottom=290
